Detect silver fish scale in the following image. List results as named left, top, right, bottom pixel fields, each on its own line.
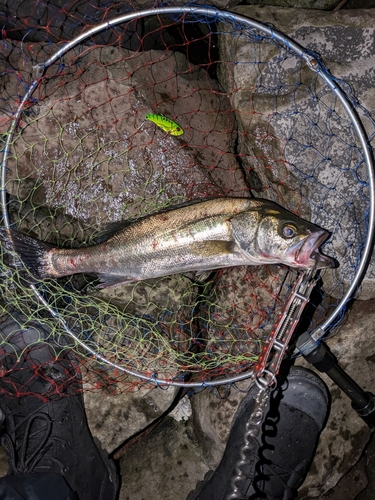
left=51, top=198, right=257, bottom=281
left=0, top=197, right=333, bottom=288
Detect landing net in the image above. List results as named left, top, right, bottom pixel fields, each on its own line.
left=0, top=4, right=373, bottom=393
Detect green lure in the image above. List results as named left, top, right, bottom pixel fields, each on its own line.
left=145, top=114, right=184, bottom=136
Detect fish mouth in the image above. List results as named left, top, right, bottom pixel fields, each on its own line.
left=287, top=230, right=337, bottom=270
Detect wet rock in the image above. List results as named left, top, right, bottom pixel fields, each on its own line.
left=218, top=6, right=375, bottom=300
left=198, top=265, right=297, bottom=374
left=7, top=44, right=245, bottom=223
left=82, top=276, right=199, bottom=381
left=0, top=0, right=242, bottom=48
left=83, top=381, right=179, bottom=453
left=6, top=196, right=91, bottom=245
left=0, top=448, right=7, bottom=478
left=189, top=379, right=252, bottom=470
left=318, top=452, right=368, bottom=500
left=118, top=414, right=208, bottom=500
left=0, top=39, right=46, bottom=132
left=295, top=298, right=375, bottom=498
left=356, top=435, right=375, bottom=500
left=239, top=0, right=341, bottom=9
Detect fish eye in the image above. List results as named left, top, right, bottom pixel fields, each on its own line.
left=282, top=224, right=297, bottom=238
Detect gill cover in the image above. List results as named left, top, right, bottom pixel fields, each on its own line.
left=230, top=203, right=311, bottom=264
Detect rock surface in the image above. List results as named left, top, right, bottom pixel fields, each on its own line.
left=119, top=415, right=208, bottom=500
left=239, top=0, right=341, bottom=9
left=83, top=380, right=179, bottom=453
left=219, top=5, right=375, bottom=300
left=295, top=298, right=375, bottom=498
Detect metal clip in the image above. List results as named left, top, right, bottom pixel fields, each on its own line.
left=32, top=63, right=45, bottom=80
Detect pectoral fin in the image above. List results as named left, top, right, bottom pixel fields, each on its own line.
left=183, top=270, right=214, bottom=283
left=189, top=240, right=235, bottom=258
left=96, top=274, right=137, bottom=288
left=194, top=270, right=214, bottom=282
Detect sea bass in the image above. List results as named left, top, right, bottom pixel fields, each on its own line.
left=0, top=198, right=336, bottom=288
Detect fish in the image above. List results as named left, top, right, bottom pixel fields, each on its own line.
left=145, top=114, right=184, bottom=136
left=0, top=197, right=337, bottom=288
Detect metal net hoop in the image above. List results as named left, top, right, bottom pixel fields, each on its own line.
left=1, top=5, right=374, bottom=388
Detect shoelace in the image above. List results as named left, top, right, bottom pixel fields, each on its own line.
left=0, top=401, right=69, bottom=474
left=247, top=455, right=307, bottom=500
left=227, top=441, right=302, bottom=500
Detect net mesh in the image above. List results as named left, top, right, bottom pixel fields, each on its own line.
left=0, top=4, right=373, bottom=394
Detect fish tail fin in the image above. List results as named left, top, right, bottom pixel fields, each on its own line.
left=0, top=227, right=54, bottom=280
